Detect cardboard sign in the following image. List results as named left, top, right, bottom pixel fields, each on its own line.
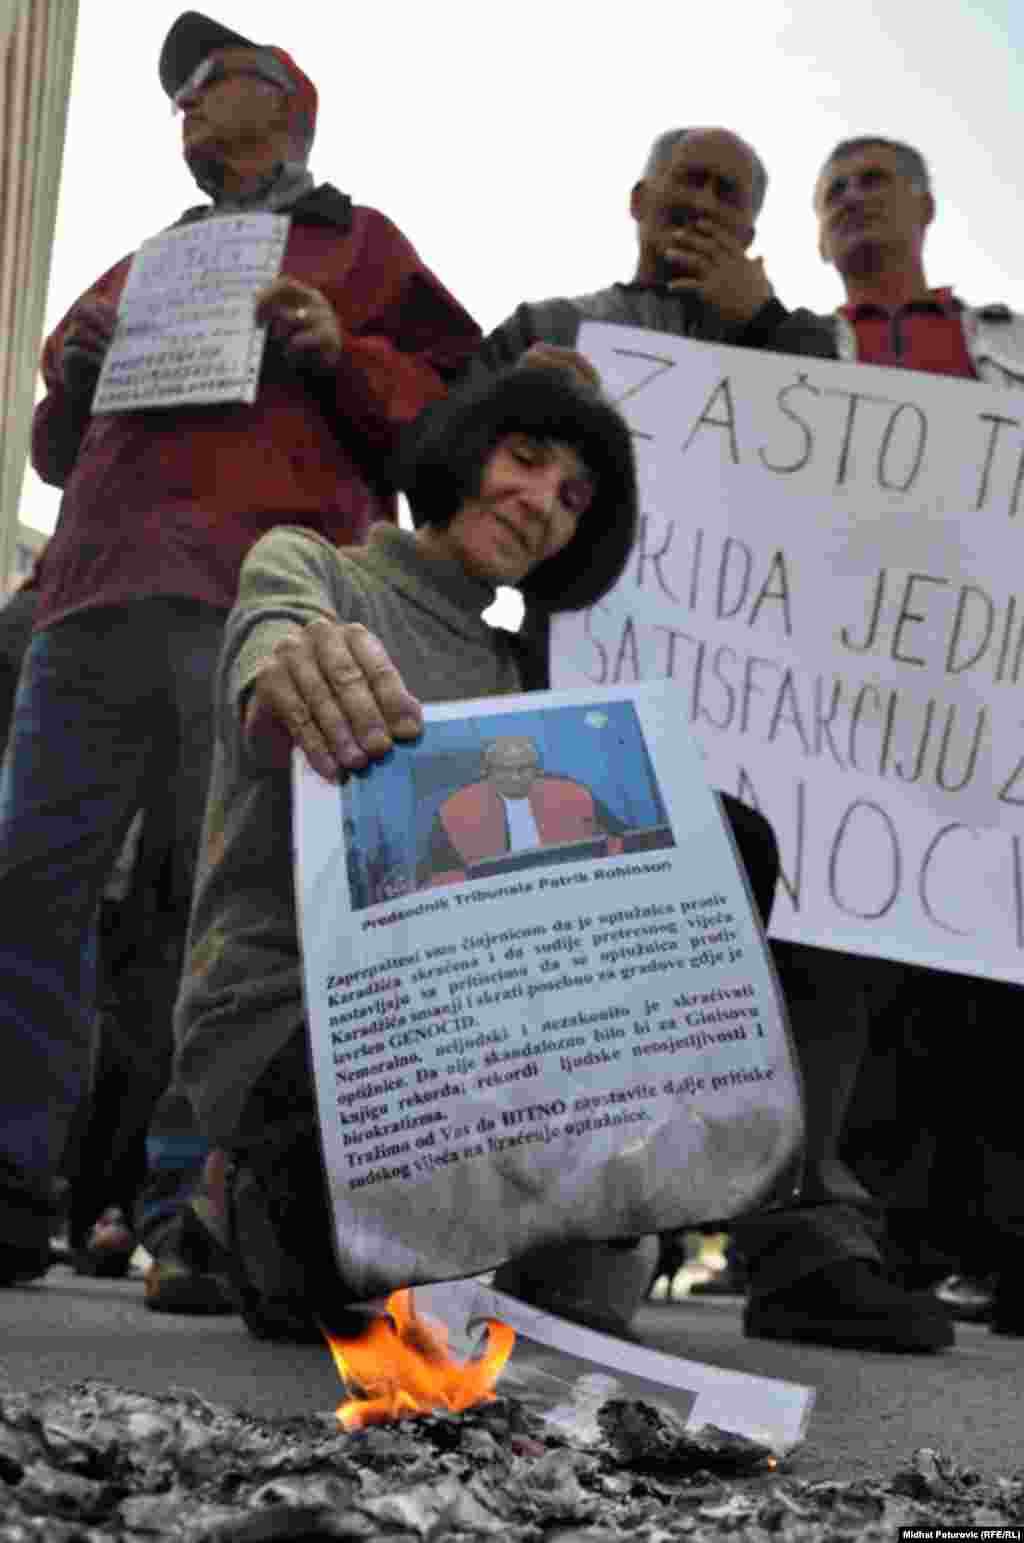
left=551, top=323, right=1024, bottom=984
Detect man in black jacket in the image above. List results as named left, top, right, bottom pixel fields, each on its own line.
left=474, top=126, right=832, bottom=375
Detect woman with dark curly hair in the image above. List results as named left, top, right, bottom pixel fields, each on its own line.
left=173, top=362, right=776, bottom=1341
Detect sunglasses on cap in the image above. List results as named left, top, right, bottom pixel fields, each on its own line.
left=172, top=49, right=295, bottom=110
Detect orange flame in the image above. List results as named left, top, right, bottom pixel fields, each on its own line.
left=326, top=1288, right=516, bottom=1430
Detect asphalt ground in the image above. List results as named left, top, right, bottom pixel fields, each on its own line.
left=1, top=1265, right=1020, bottom=1483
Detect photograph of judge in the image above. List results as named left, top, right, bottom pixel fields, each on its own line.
left=418, top=733, right=630, bottom=886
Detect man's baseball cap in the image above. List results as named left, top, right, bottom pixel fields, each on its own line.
left=159, top=11, right=318, bottom=150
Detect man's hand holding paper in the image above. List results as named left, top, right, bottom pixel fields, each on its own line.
left=255, top=275, right=346, bottom=374
left=59, top=295, right=118, bottom=394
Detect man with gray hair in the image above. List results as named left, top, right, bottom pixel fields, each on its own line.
left=474, top=126, right=832, bottom=369
left=811, top=134, right=1024, bottom=1340
left=813, top=135, right=1024, bottom=382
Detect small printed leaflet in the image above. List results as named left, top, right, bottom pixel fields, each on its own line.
left=294, top=681, right=802, bottom=1300
left=92, top=212, right=289, bottom=413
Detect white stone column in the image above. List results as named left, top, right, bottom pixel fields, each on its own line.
left=0, top=0, right=79, bottom=588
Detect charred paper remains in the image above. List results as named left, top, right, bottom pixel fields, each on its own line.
left=2, top=1381, right=1024, bottom=1542
left=596, top=1399, right=775, bottom=1475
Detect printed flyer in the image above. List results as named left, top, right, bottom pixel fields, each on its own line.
left=294, top=682, right=802, bottom=1300
left=92, top=212, right=288, bottom=413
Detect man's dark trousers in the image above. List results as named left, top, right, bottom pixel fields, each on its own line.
left=0, top=598, right=224, bottom=1213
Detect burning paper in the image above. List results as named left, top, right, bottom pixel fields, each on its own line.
left=327, top=1288, right=515, bottom=1429
left=412, top=1277, right=813, bottom=1457
left=323, top=1274, right=811, bottom=1458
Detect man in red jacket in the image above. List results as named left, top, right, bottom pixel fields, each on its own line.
left=0, top=9, right=479, bottom=1289
left=810, top=135, right=1024, bottom=1338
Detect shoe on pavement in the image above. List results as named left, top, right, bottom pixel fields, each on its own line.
left=990, top=1272, right=1024, bottom=1336
left=934, top=1273, right=995, bottom=1324
left=1, top=1158, right=54, bottom=1286
left=144, top=1205, right=237, bottom=1315
left=0, top=1239, right=53, bottom=1286
left=743, top=1260, right=955, bottom=1352
left=225, top=1157, right=363, bottom=1344
left=73, top=1206, right=137, bottom=1279
left=493, top=1237, right=660, bottom=1339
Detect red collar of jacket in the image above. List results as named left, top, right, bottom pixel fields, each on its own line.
left=838, top=285, right=958, bottom=320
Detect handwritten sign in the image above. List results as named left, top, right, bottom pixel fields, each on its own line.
left=294, top=682, right=802, bottom=1300
left=92, top=213, right=289, bottom=413
left=550, top=323, right=1024, bottom=985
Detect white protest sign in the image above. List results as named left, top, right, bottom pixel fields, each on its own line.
left=550, top=323, right=1024, bottom=986
left=92, top=213, right=289, bottom=413
left=294, top=682, right=802, bottom=1302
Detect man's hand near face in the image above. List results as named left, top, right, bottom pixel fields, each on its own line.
left=243, top=619, right=424, bottom=781
left=664, top=219, right=774, bottom=325
left=255, top=276, right=345, bottom=373
left=59, top=296, right=118, bottom=395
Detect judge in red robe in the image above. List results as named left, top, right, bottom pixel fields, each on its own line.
left=420, top=734, right=626, bottom=886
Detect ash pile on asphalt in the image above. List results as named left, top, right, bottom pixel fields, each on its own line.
left=1, top=1380, right=1022, bottom=1541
